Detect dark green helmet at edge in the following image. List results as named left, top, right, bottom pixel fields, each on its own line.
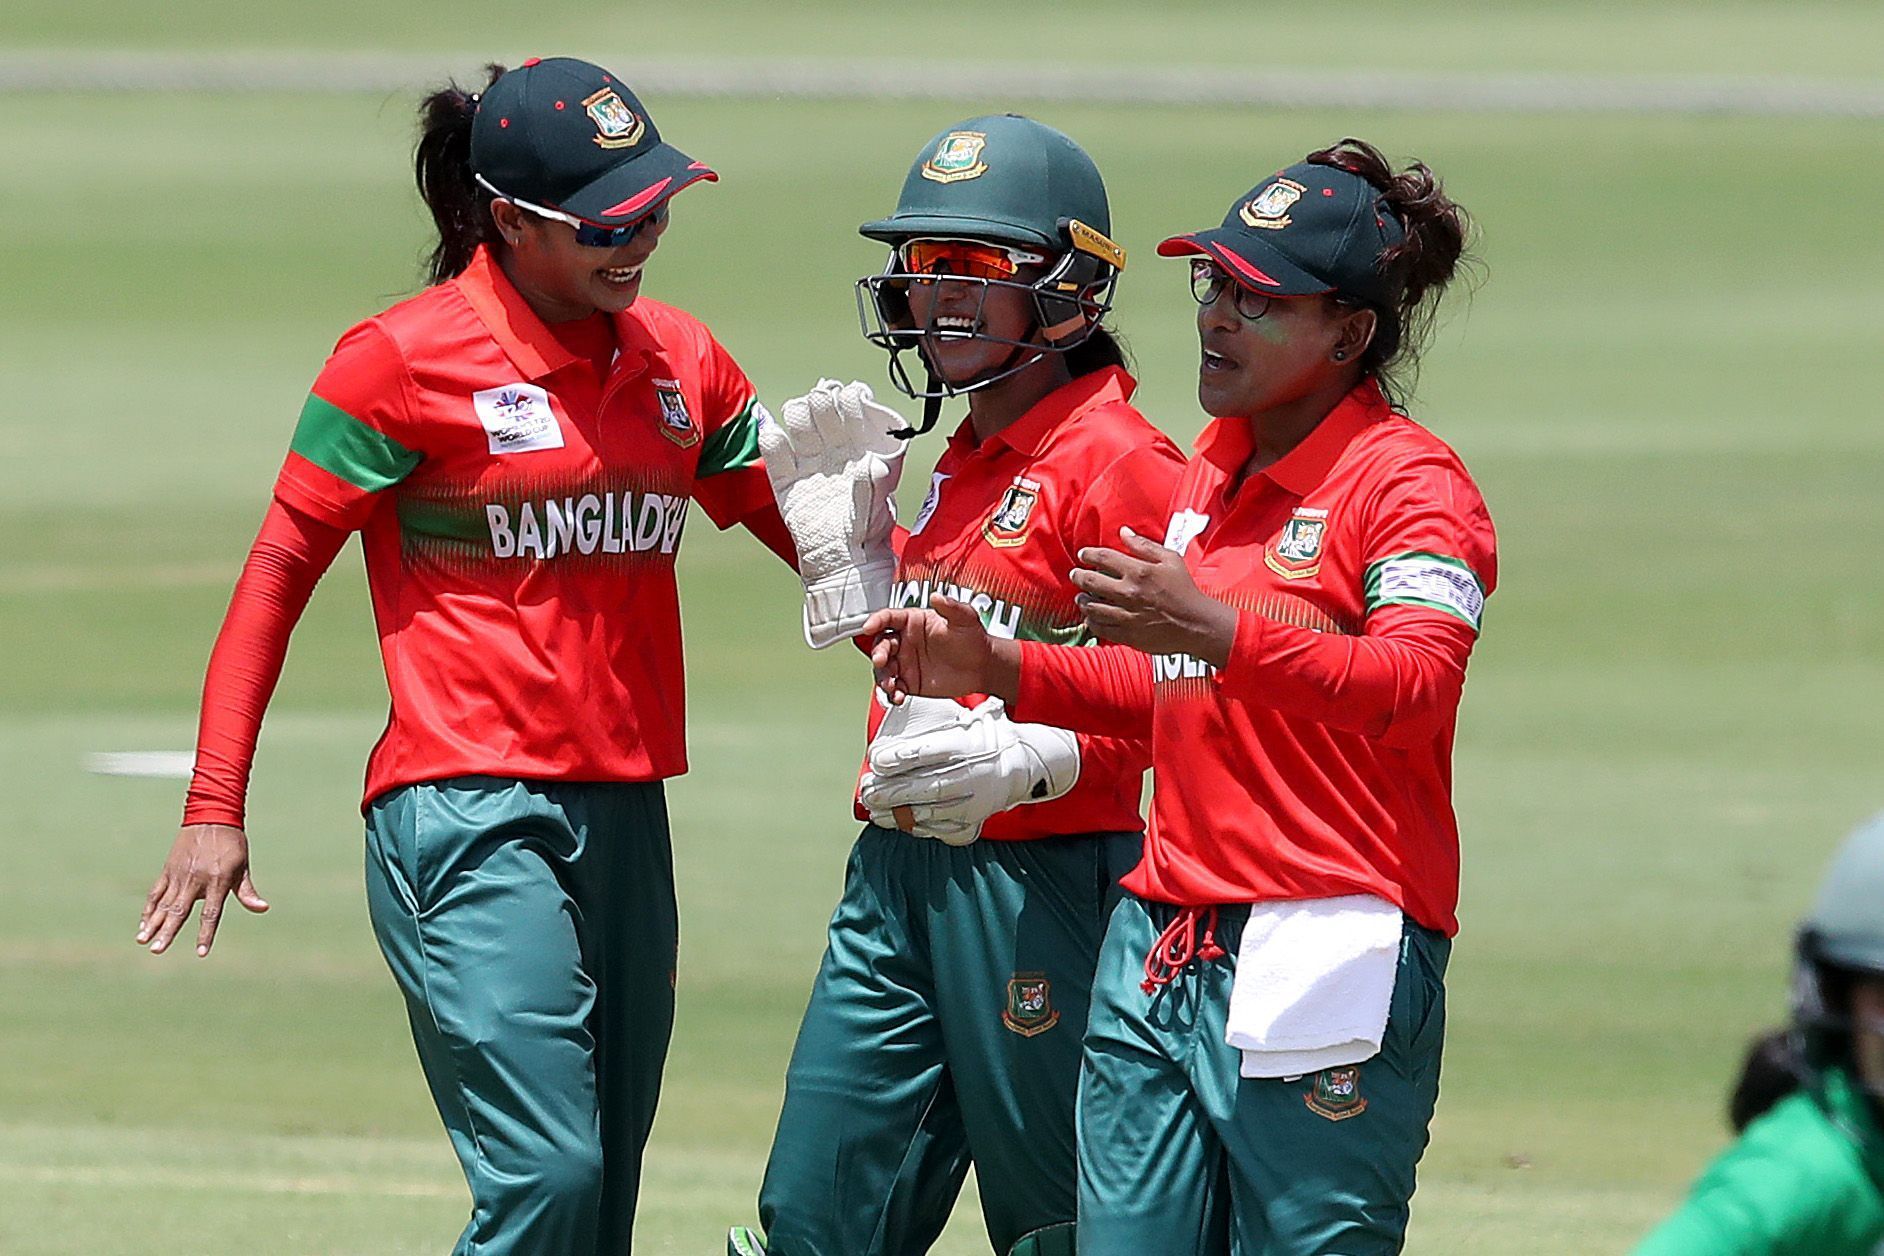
left=1802, top=814, right=1884, bottom=975
left=860, top=113, right=1112, bottom=250
left=1793, top=812, right=1884, bottom=1080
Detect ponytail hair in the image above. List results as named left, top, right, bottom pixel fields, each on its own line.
left=415, top=63, right=506, bottom=285
left=1062, top=325, right=1132, bottom=380
left=1307, top=138, right=1477, bottom=405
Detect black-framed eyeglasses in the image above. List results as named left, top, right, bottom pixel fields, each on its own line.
left=1189, top=259, right=1273, bottom=321
left=476, top=174, right=669, bottom=248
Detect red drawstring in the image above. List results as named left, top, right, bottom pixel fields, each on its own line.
left=1140, top=905, right=1227, bottom=993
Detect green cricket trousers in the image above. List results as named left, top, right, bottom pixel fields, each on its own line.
left=756, top=824, right=1143, bottom=1255
left=1078, top=896, right=1451, bottom=1256
left=364, top=776, right=678, bottom=1256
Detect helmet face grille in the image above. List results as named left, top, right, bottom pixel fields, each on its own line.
left=854, top=239, right=1119, bottom=404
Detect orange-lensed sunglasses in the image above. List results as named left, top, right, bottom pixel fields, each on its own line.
left=898, top=239, right=1048, bottom=281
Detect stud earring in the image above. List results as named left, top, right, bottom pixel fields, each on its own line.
left=1332, top=349, right=1348, bottom=361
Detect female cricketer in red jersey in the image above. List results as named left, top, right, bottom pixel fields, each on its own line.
left=865, top=139, right=1494, bottom=1254
left=727, top=116, right=1184, bottom=1256
left=134, top=58, right=796, bottom=1255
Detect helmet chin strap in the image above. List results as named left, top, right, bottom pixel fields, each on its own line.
left=891, top=339, right=1041, bottom=441
left=891, top=377, right=944, bottom=442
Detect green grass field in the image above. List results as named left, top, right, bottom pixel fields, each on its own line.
left=5, top=4, right=1884, bottom=1252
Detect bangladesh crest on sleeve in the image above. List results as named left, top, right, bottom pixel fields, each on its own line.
left=984, top=476, right=1041, bottom=547
left=1305, top=1066, right=1367, bottom=1120
left=1003, top=973, right=1059, bottom=1037
left=652, top=378, right=699, bottom=447
left=921, top=130, right=990, bottom=184
left=1265, top=505, right=1328, bottom=579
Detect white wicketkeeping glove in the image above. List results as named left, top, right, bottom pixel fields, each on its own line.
left=860, top=697, right=1080, bottom=846
left=759, top=379, right=909, bottom=649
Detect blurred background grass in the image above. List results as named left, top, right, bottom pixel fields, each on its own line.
left=3, top=3, right=1882, bottom=1252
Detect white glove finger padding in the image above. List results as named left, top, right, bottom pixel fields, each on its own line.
left=872, top=694, right=974, bottom=741
left=869, top=806, right=982, bottom=845
left=859, top=772, right=977, bottom=811
left=836, top=381, right=914, bottom=457
left=806, top=380, right=862, bottom=454
left=755, top=402, right=798, bottom=482
left=775, top=388, right=830, bottom=461
left=868, top=730, right=1001, bottom=778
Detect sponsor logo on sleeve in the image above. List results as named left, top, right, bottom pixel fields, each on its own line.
left=652, top=378, right=699, bottom=448
left=1265, top=506, right=1329, bottom=579
left=473, top=383, right=565, bottom=454
left=1365, top=552, right=1485, bottom=629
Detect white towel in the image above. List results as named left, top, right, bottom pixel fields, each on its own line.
left=1225, top=894, right=1403, bottom=1079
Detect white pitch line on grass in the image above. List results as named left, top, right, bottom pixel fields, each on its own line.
left=83, top=750, right=196, bottom=779
left=1, top=50, right=1881, bottom=117
left=1, top=1161, right=463, bottom=1200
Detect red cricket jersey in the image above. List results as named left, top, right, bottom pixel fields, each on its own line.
left=1017, top=380, right=1496, bottom=932
left=859, top=366, right=1185, bottom=840
left=273, top=246, right=773, bottom=807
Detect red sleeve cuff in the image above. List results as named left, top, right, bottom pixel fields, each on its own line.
left=694, top=463, right=776, bottom=530
left=1218, top=609, right=1270, bottom=696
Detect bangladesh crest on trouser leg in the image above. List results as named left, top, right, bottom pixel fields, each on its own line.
left=1003, top=973, right=1059, bottom=1037
left=1304, top=1066, right=1367, bottom=1120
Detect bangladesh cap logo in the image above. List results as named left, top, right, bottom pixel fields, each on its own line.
left=984, top=476, right=1040, bottom=547
left=1305, top=1066, right=1368, bottom=1121
left=652, top=378, right=699, bottom=447
left=1239, top=177, right=1306, bottom=230
left=921, top=130, right=990, bottom=184
left=1265, top=506, right=1328, bottom=580
left=584, top=88, right=646, bottom=150
left=1003, top=973, right=1060, bottom=1037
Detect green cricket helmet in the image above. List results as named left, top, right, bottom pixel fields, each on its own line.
left=1792, top=812, right=1884, bottom=1084
left=856, top=114, right=1126, bottom=428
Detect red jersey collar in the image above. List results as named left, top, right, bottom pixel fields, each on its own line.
left=945, top=365, right=1137, bottom=458
left=454, top=246, right=658, bottom=382
left=1193, top=377, right=1391, bottom=497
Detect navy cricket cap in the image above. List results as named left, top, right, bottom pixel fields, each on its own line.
left=1157, top=160, right=1405, bottom=309
left=470, top=56, right=717, bottom=225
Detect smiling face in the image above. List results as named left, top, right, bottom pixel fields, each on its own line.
left=1194, top=269, right=1376, bottom=419
left=903, top=274, right=1040, bottom=385
left=491, top=197, right=671, bottom=323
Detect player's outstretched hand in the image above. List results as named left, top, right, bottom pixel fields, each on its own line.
left=863, top=595, right=1018, bottom=705
left=137, top=823, right=269, bottom=957
left=1073, top=526, right=1239, bottom=663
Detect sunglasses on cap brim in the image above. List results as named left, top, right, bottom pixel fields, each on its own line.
left=895, top=238, right=1049, bottom=282
left=476, top=175, right=668, bottom=248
